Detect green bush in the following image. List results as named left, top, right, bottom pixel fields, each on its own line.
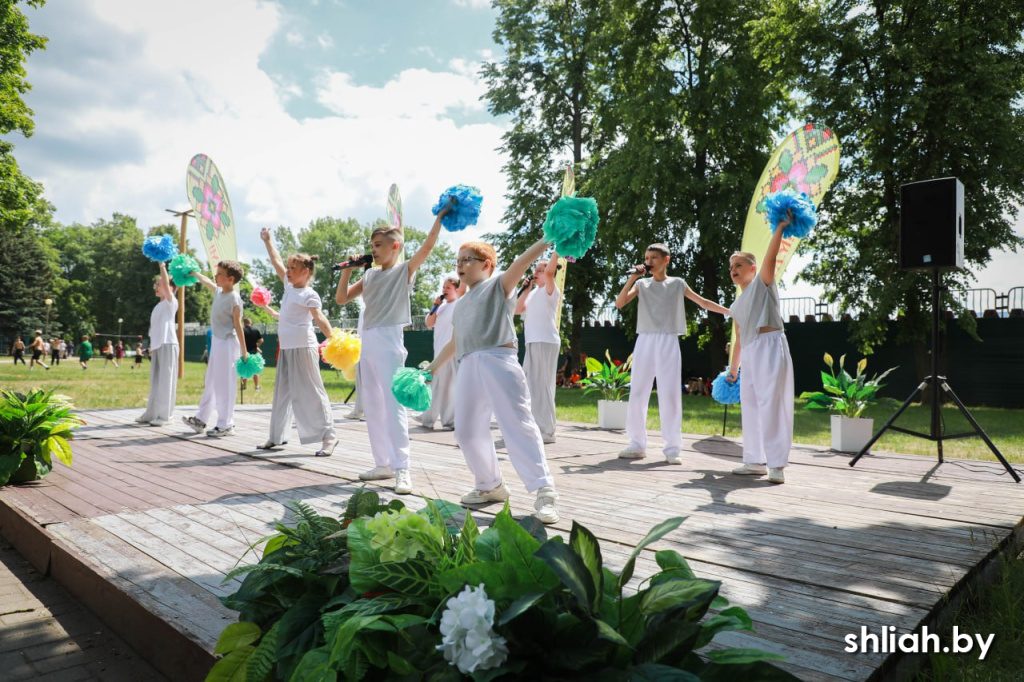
left=0, top=389, right=82, bottom=486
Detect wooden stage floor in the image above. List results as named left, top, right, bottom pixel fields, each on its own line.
left=1, top=404, right=1022, bottom=681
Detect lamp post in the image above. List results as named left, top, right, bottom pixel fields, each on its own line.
left=118, top=317, right=123, bottom=340
left=44, top=298, right=53, bottom=337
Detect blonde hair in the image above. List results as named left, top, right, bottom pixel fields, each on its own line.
left=646, top=243, right=671, bottom=257
left=730, top=251, right=757, bottom=266
left=288, top=253, right=319, bottom=272
left=460, top=241, right=497, bottom=270
left=370, top=225, right=405, bottom=246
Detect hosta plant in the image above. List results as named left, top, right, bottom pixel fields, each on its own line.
left=799, top=353, right=897, bottom=418
left=579, top=349, right=633, bottom=402
left=0, top=389, right=83, bottom=486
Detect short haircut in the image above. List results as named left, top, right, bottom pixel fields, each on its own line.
left=459, top=241, right=497, bottom=270
left=217, top=260, right=244, bottom=283
left=731, top=251, right=757, bottom=266
left=34, top=329, right=42, bottom=335
left=289, top=253, right=319, bottom=272
left=81, top=335, right=89, bottom=341
left=370, top=225, right=404, bottom=247
left=243, top=316, right=253, bottom=325
left=646, top=243, right=671, bottom=257
left=442, top=273, right=461, bottom=288
left=154, top=274, right=177, bottom=291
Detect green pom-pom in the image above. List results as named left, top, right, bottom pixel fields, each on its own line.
left=236, top=353, right=265, bottom=379
left=542, top=196, right=599, bottom=260
left=169, top=254, right=201, bottom=287
left=391, top=367, right=432, bottom=411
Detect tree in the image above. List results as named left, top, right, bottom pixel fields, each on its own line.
left=751, top=0, right=1024, bottom=359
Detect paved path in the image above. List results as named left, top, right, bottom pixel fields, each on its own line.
left=0, top=540, right=164, bottom=681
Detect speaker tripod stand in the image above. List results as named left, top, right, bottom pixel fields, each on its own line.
left=849, top=270, right=1020, bottom=482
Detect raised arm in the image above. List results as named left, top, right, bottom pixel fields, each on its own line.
left=684, top=288, right=730, bottom=316
left=615, top=265, right=646, bottom=308
left=261, top=227, right=287, bottom=283
left=192, top=270, right=217, bottom=292
left=262, top=304, right=280, bottom=320
left=157, top=262, right=173, bottom=302
left=544, top=250, right=559, bottom=295
left=501, top=238, right=549, bottom=296
left=311, top=307, right=333, bottom=338
left=761, top=211, right=790, bottom=286
left=407, top=203, right=450, bottom=280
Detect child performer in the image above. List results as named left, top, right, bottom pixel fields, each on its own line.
left=182, top=261, right=247, bottom=437
left=515, top=252, right=561, bottom=444
left=727, top=213, right=795, bottom=484
left=418, top=274, right=462, bottom=430
left=258, top=228, right=337, bottom=456
left=136, top=262, right=179, bottom=426
left=425, top=237, right=560, bottom=524
left=335, top=207, right=446, bottom=494
left=614, top=244, right=730, bottom=463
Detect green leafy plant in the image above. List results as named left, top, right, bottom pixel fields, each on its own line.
left=799, top=353, right=897, bottom=418
left=210, top=494, right=797, bottom=681
left=579, top=349, right=633, bottom=402
left=0, top=389, right=83, bottom=486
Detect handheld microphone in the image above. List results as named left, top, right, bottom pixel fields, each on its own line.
left=429, top=293, right=444, bottom=315
left=332, top=254, right=373, bottom=272
left=624, top=264, right=652, bottom=277
left=516, top=276, right=534, bottom=298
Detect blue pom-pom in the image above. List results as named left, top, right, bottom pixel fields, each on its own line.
left=169, top=254, right=200, bottom=287
left=765, top=189, right=817, bottom=239
left=542, top=196, right=599, bottom=259
left=391, top=367, right=432, bottom=411
left=142, top=235, right=178, bottom=262
left=431, top=184, right=483, bottom=232
left=236, top=353, right=265, bottom=379
left=711, top=370, right=741, bottom=405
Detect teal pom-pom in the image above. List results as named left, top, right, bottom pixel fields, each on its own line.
left=711, top=370, right=741, bottom=405
left=542, top=196, right=599, bottom=259
left=142, top=235, right=178, bottom=262
left=391, top=367, right=432, bottom=411
left=236, top=353, right=265, bottom=379
left=432, top=184, right=482, bottom=232
left=169, top=254, right=200, bottom=287
left=765, top=189, right=817, bottom=239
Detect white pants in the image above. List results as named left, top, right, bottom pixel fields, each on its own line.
left=139, top=344, right=178, bottom=422
left=739, top=330, right=794, bottom=468
left=196, top=336, right=240, bottom=429
left=524, top=342, right=558, bottom=440
left=360, top=325, right=410, bottom=470
left=455, top=348, right=554, bottom=493
left=626, top=333, right=682, bottom=456
left=268, top=347, right=336, bottom=445
left=419, top=361, right=456, bottom=429
left=349, top=361, right=364, bottom=417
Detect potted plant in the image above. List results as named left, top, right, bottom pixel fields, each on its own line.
left=580, top=350, right=632, bottom=430
left=210, top=489, right=798, bottom=681
left=0, top=389, right=82, bottom=486
left=799, top=353, right=896, bottom=453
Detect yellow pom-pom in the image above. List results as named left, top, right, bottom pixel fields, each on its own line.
left=321, top=330, right=361, bottom=370
left=341, top=363, right=357, bottom=381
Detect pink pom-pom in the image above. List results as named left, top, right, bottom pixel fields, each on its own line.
left=318, top=338, right=329, bottom=359
left=250, top=286, right=271, bottom=307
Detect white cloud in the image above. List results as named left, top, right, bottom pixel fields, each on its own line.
left=451, top=0, right=492, bottom=8
left=316, top=31, right=333, bottom=49
left=285, top=29, right=304, bottom=45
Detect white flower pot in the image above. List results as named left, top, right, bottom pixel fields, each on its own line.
left=598, top=400, right=628, bottom=430
left=831, top=415, right=875, bottom=453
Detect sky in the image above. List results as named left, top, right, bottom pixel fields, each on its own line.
left=13, top=0, right=1024, bottom=306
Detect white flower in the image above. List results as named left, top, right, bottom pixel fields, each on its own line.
left=437, top=584, right=509, bottom=674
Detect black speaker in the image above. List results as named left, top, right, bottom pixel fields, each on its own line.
left=899, top=177, right=964, bottom=272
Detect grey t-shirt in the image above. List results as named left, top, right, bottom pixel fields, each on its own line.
left=636, top=276, right=688, bottom=335
left=729, top=276, right=785, bottom=347
left=453, top=274, right=516, bottom=361
left=362, top=261, right=415, bottom=329
left=211, top=288, right=243, bottom=339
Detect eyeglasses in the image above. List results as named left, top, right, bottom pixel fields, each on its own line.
left=456, top=256, right=486, bottom=267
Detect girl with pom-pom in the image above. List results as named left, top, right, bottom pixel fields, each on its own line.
left=615, top=244, right=730, bottom=464
left=727, top=211, right=795, bottom=484
left=514, top=252, right=562, bottom=444
left=418, top=274, right=463, bottom=431
left=258, top=228, right=337, bottom=456
left=335, top=204, right=448, bottom=494
left=424, top=237, right=560, bottom=525
left=135, top=261, right=179, bottom=426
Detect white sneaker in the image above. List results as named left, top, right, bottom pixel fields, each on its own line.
left=206, top=426, right=235, bottom=437
left=134, top=416, right=149, bottom=424
left=258, top=440, right=287, bottom=450
left=768, top=467, right=785, bottom=484
left=394, top=468, right=413, bottom=495
left=534, top=486, right=559, bottom=525
left=664, top=452, right=683, bottom=465
left=618, top=446, right=646, bottom=460
left=542, top=435, right=557, bottom=445
left=460, top=483, right=511, bottom=505
left=359, top=466, right=394, bottom=481
left=148, top=419, right=167, bottom=427
left=732, top=463, right=767, bottom=475
left=182, top=416, right=206, bottom=434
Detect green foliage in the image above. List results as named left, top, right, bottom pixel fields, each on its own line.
left=799, top=353, right=897, bottom=419
left=579, top=349, right=633, bottom=402
left=0, top=388, right=82, bottom=486
left=212, top=492, right=796, bottom=680
left=750, top=0, right=1024, bottom=353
